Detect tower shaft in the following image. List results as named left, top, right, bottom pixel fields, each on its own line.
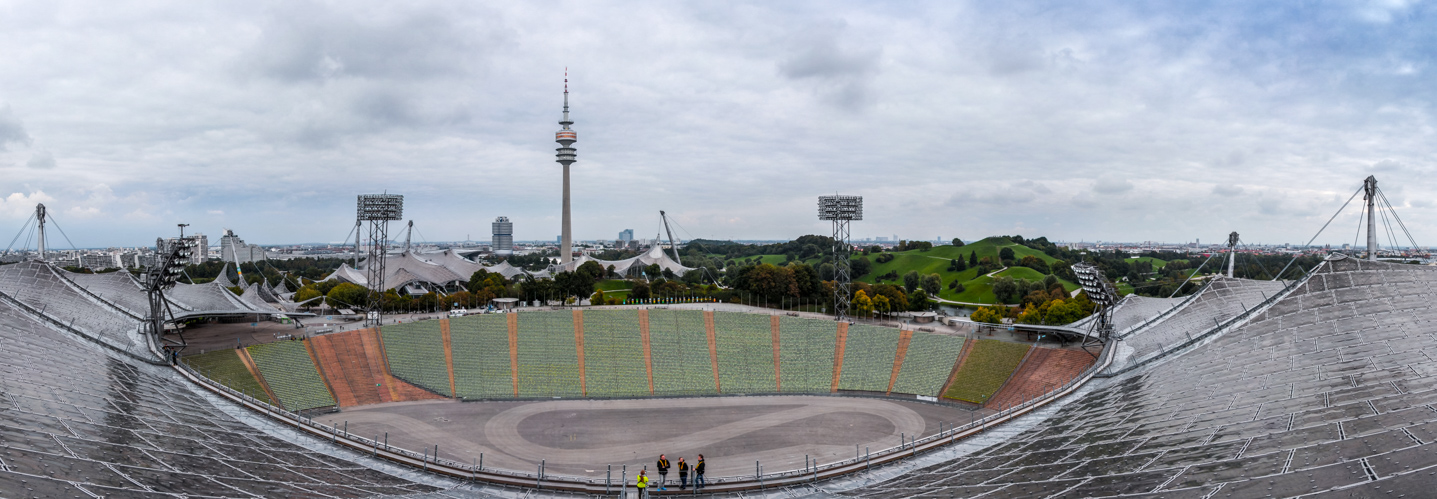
left=562, top=164, right=572, bottom=264
left=555, top=71, right=578, bottom=264
left=1365, top=175, right=1378, bottom=261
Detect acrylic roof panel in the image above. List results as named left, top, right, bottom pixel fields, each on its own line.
left=844, top=257, right=1437, bottom=497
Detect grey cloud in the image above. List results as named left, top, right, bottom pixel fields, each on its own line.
left=0, top=106, right=32, bottom=151
left=1093, top=178, right=1133, bottom=194
left=1212, top=184, right=1243, bottom=196
left=26, top=150, right=55, bottom=170
left=1371, top=159, right=1403, bottom=172
left=777, top=23, right=881, bottom=110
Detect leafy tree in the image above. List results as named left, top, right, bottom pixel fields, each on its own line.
left=852, top=290, right=874, bottom=317
left=872, top=284, right=908, bottom=311
left=851, top=256, right=872, bottom=277
left=1017, top=255, right=1049, bottom=274
left=902, top=270, right=920, bottom=293
left=999, top=247, right=1016, bottom=262
left=968, top=251, right=977, bottom=267
left=326, top=282, right=369, bottom=308
left=631, top=281, right=651, bottom=299
left=909, top=290, right=932, bottom=311
left=970, top=306, right=1003, bottom=324
left=818, top=262, right=835, bottom=281
left=991, top=276, right=1018, bottom=304
left=952, top=238, right=965, bottom=247
left=922, top=273, right=942, bottom=296
left=790, top=263, right=821, bottom=297
left=873, top=294, right=891, bottom=316
left=947, top=258, right=967, bottom=272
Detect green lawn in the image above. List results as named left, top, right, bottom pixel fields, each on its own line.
left=597, top=280, right=633, bottom=291
left=942, top=339, right=1030, bottom=404
left=1126, top=256, right=1183, bottom=270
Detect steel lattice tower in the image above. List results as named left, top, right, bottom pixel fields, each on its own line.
left=358, top=194, right=403, bottom=327
left=819, top=195, right=862, bottom=318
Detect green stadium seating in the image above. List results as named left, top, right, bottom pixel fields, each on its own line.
left=183, top=349, right=273, bottom=405
left=838, top=325, right=900, bottom=392
left=713, top=312, right=776, bottom=393
left=516, top=312, right=582, bottom=397
left=246, top=340, right=335, bottom=411
left=379, top=320, right=452, bottom=396
left=581, top=310, right=648, bottom=397
left=449, top=314, right=514, bottom=399
left=648, top=310, right=717, bottom=396
left=942, top=339, right=1030, bottom=404
left=778, top=316, right=836, bottom=393
left=892, top=333, right=966, bottom=396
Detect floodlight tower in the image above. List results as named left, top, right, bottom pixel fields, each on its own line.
left=146, top=231, right=198, bottom=360
left=1071, top=261, right=1118, bottom=353
left=1364, top=175, right=1378, bottom=261
left=818, top=195, right=863, bottom=318
left=357, top=194, right=403, bottom=326
left=1226, top=231, right=1239, bottom=278
left=555, top=71, right=578, bottom=264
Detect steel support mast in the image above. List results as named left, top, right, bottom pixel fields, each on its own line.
left=1364, top=175, right=1378, bottom=261
left=660, top=211, right=682, bottom=265
left=819, top=195, right=862, bottom=318
left=1226, top=231, right=1239, bottom=278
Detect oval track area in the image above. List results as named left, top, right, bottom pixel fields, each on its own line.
left=336, top=395, right=974, bottom=479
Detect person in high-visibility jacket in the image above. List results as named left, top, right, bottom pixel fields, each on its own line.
left=694, top=454, right=706, bottom=490
left=635, top=469, right=649, bottom=497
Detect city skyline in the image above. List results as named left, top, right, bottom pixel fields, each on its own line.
left=0, top=2, right=1434, bottom=248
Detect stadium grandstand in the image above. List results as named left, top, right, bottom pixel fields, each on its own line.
left=3, top=252, right=1437, bottom=496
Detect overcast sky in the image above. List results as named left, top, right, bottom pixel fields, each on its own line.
left=1, top=1, right=1434, bottom=249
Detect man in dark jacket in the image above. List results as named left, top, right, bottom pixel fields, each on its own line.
left=694, top=454, right=706, bottom=490
left=656, top=454, right=670, bottom=491
left=677, top=457, right=689, bottom=490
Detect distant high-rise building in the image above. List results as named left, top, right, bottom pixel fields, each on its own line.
left=618, top=229, right=633, bottom=243
left=192, top=233, right=208, bottom=262
left=492, top=216, right=514, bottom=255
left=219, top=229, right=265, bottom=263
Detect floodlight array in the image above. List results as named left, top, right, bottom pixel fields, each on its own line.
left=1072, top=262, right=1117, bottom=307
left=818, top=195, right=864, bottom=221
left=357, top=194, right=404, bottom=221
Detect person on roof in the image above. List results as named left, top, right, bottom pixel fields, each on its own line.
left=635, top=469, right=649, bottom=497
left=656, top=454, right=670, bottom=491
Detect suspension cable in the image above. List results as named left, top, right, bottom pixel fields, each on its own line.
left=3, top=213, right=36, bottom=255
left=1377, top=188, right=1423, bottom=254
left=1274, top=185, right=1363, bottom=280
left=1169, top=251, right=1218, bottom=299
left=45, top=216, right=81, bottom=251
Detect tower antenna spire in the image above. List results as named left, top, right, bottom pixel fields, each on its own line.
left=556, top=70, right=578, bottom=264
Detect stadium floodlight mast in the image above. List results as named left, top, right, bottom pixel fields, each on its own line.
left=818, top=195, right=863, bottom=318
left=1071, top=261, right=1118, bottom=354
left=358, top=194, right=403, bottom=327
left=146, top=226, right=198, bottom=362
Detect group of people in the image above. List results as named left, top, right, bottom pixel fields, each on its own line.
left=635, top=454, right=704, bottom=494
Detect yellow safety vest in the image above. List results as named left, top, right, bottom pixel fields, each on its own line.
left=637, top=475, right=648, bottom=488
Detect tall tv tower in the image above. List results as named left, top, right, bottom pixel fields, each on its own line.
left=556, top=70, right=578, bottom=264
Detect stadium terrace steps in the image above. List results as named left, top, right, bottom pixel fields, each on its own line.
left=941, top=338, right=1031, bottom=405
left=1118, top=277, right=1289, bottom=369
left=887, top=330, right=914, bottom=394
left=379, top=320, right=453, bottom=397
left=648, top=310, right=717, bottom=396
left=985, top=347, right=1096, bottom=409
left=892, top=332, right=967, bottom=397
left=837, top=325, right=901, bottom=393
left=778, top=316, right=838, bottom=393
left=449, top=314, right=517, bottom=399
left=580, top=310, right=648, bottom=397
left=638, top=310, right=655, bottom=394
left=310, top=329, right=445, bottom=407
left=246, top=340, right=337, bottom=411
left=440, top=318, right=457, bottom=398
left=515, top=311, right=583, bottom=397
left=713, top=312, right=778, bottom=393
left=830, top=322, right=849, bottom=392
left=182, top=349, right=273, bottom=405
